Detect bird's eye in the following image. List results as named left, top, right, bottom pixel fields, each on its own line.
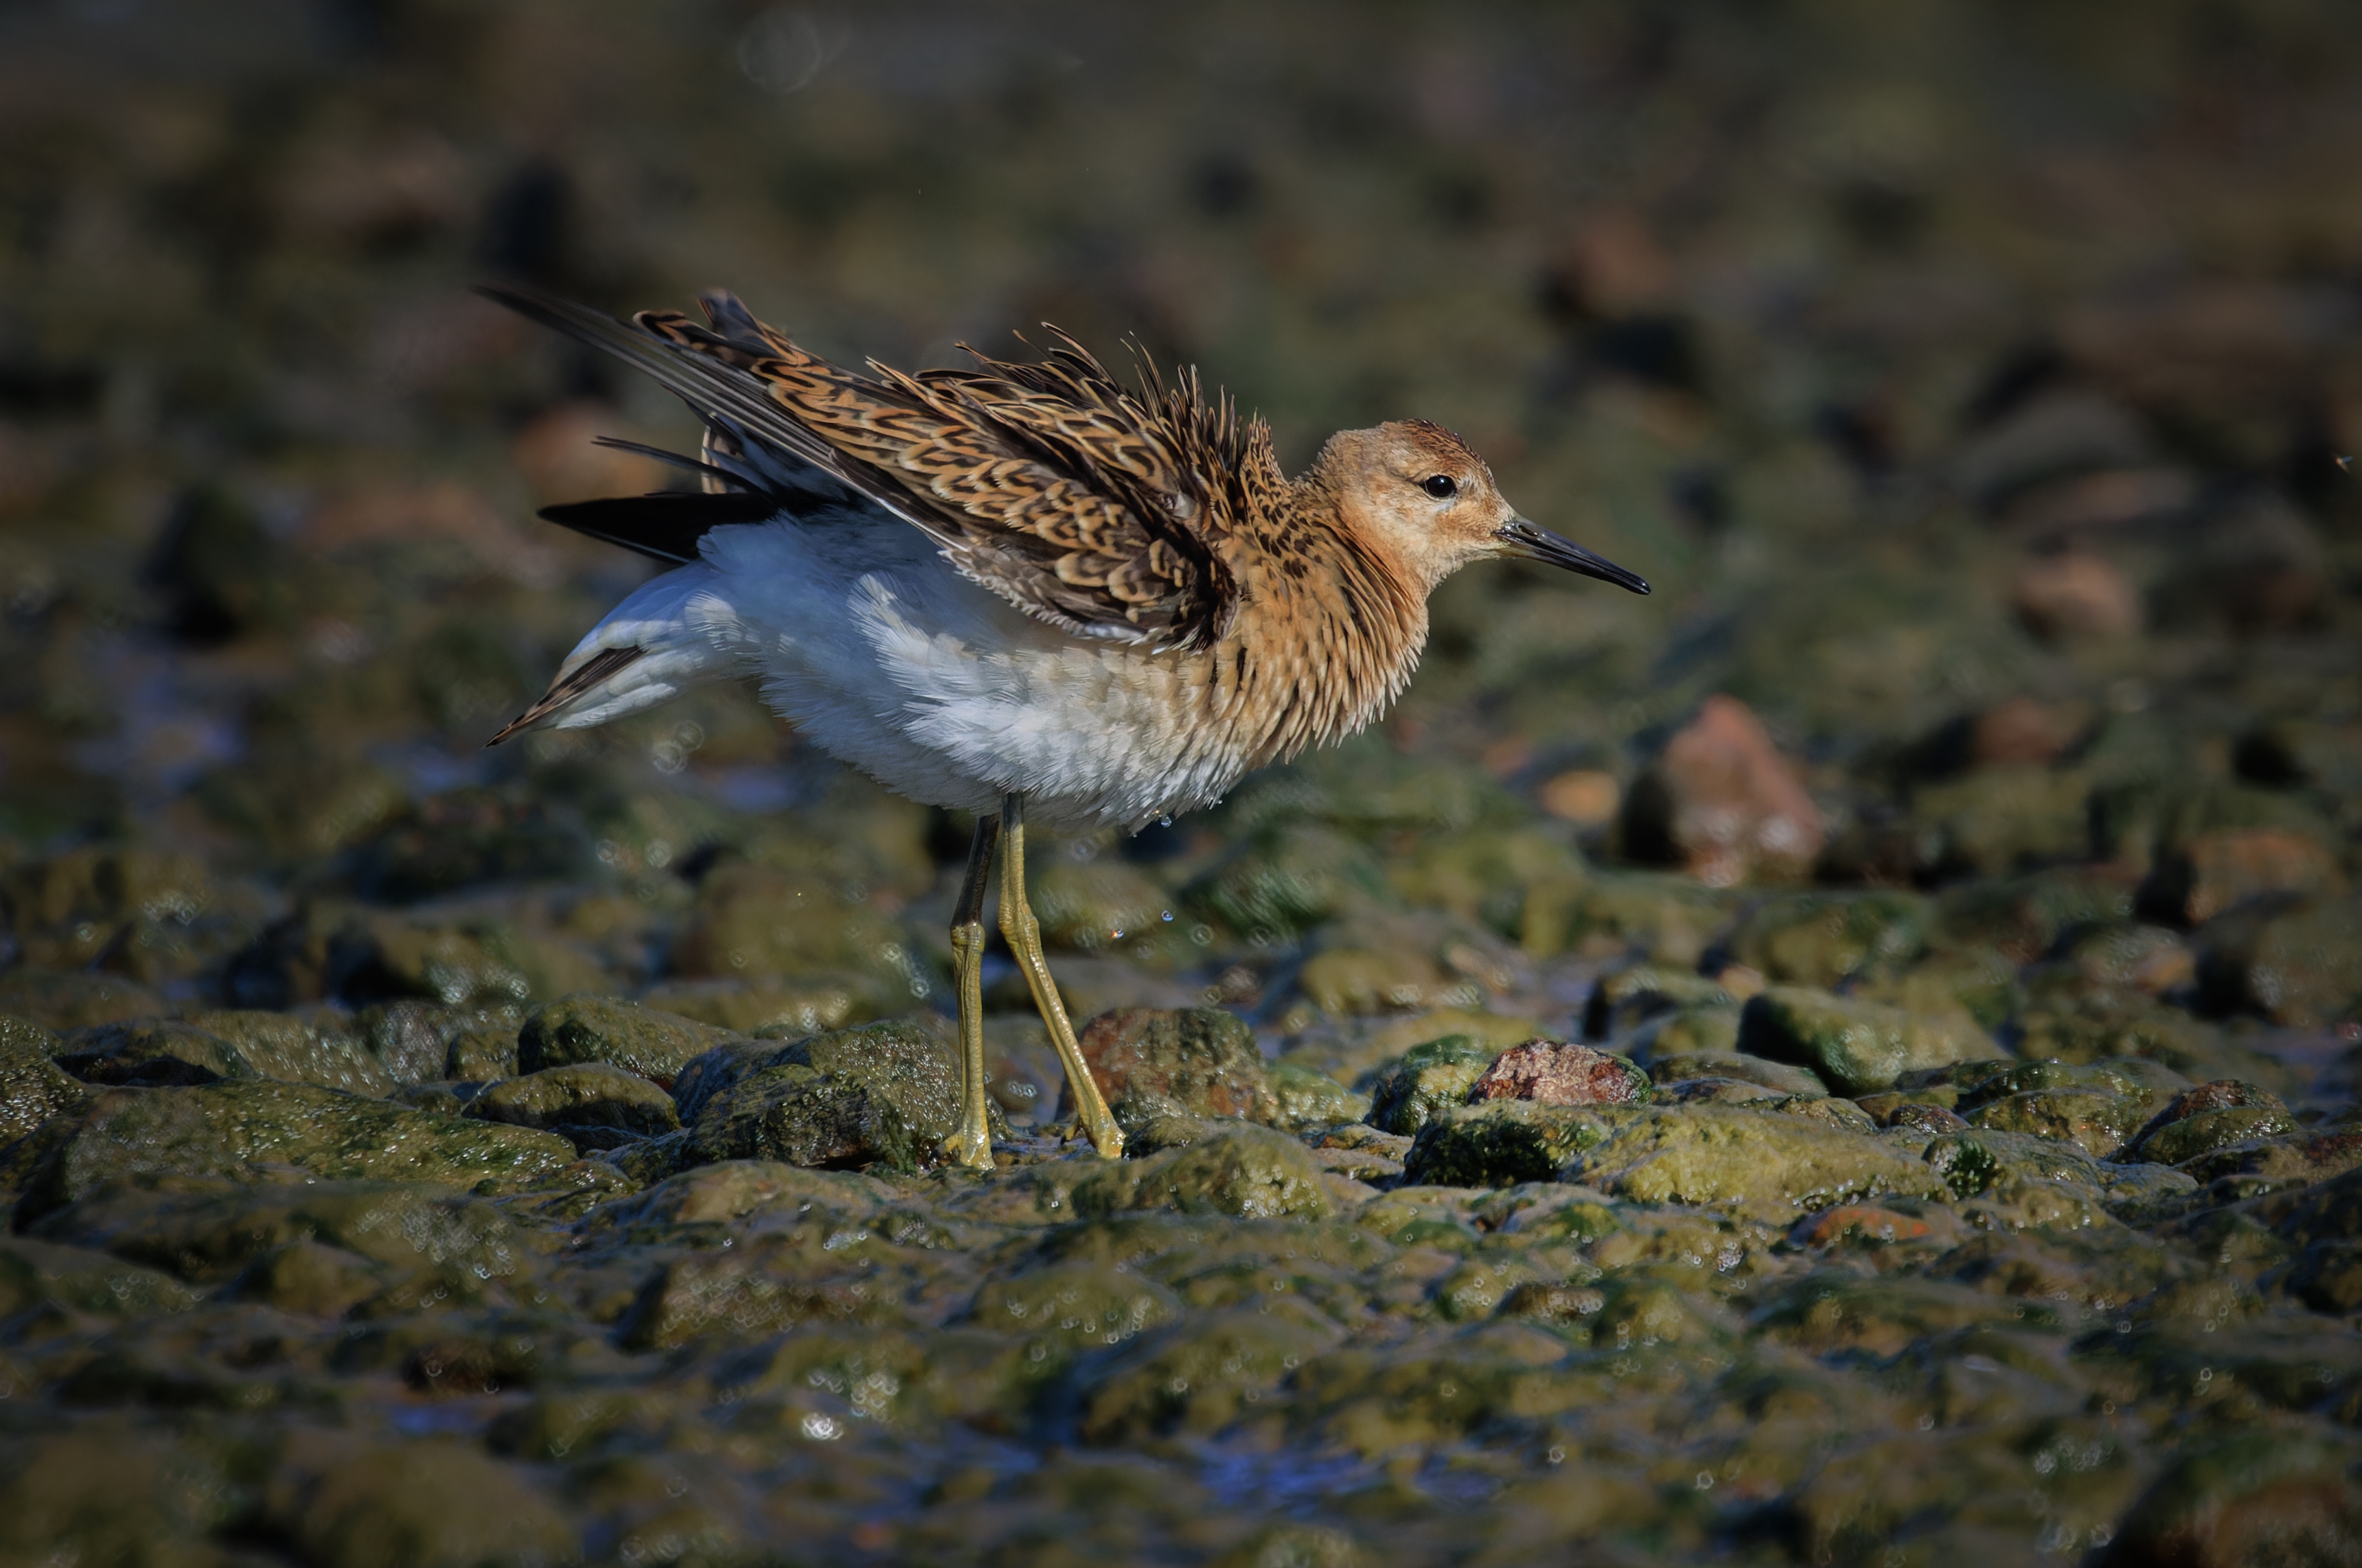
left=1422, top=474, right=1458, bottom=499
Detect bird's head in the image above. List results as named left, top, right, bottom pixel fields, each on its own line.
left=1310, top=419, right=1650, bottom=599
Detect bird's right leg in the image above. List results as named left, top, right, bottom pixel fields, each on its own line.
left=941, top=811, right=1002, bottom=1172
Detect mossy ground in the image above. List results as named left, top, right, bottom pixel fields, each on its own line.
left=1, top=3, right=2361, bottom=1565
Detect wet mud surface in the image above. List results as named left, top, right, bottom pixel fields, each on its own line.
left=1, top=3, right=2361, bottom=1564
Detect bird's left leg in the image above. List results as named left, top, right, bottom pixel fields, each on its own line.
left=941, top=811, right=1002, bottom=1171
left=998, top=793, right=1124, bottom=1160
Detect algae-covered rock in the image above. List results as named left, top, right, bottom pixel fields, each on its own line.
left=1186, top=825, right=1386, bottom=941
left=1058, top=1006, right=1278, bottom=1127
left=1077, top=1300, right=1342, bottom=1440
left=2195, top=895, right=2362, bottom=1028
left=444, top=1026, right=519, bottom=1082
left=1967, top=1087, right=2151, bottom=1159
left=1560, top=1105, right=1951, bottom=1217
left=0, top=971, right=168, bottom=1030
left=58, top=1011, right=393, bottom=1096
left=1073, top=1121, right=1334, bottom=1219
left=1265, top=1059, right=1371, bottom=1129
left=466, top=1061, right=680, bottom=1138
left=2127, top=1081, right=2295, bottom=1165
left=2100, top=1428, right=2362, bottom=1568
left=1622, top=1004, right=1743, bottom=1061
left=1646, top=1052, right=1827, bottom=1098
left=683, top=1018, right=991, bottom=1173
left=634, top=975, right=886, bottom=1037
left=1467, top=1039, right=1651, bottom=1106
left=0, top=1013, right=84, bottom=1146
left=1725, top=890, right=1931, bottom=988
left=1366, top=1035, right=1497, bottom=1135
left=1737, top=986, right=2004, bottom=1095
left=517, top=994, right=738, bottom=1084
left=617, top=1239, right=908, bottom=1348
left=0, top=1236, right=201, bottom=1318
left=1583, top=965, right=1735, bottom=1039
left=31, top=1178, right=526, bottom=1284
left=279, top=1442, right=580, bottom=1568
left=965, top=1260, right=1181, bottom=1353
left=1400, top=1101, right=1617, bottom=1188
left=15, top=1079, right=577, bottom=1222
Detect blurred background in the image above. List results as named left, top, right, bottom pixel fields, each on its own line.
left=0, top=0, right=2357, bottom=1050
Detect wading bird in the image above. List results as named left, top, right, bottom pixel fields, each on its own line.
left=484, top=286, right=1649, bottom=1169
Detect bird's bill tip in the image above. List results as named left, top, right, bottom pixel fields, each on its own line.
left=1497, top=519, right=1651, bottom=595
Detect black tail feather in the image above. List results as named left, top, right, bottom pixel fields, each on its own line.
left=537, top=492, right=782, bottom=564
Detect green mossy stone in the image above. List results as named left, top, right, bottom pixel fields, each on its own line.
left=0, top=1236, right=201, bottom=1318
left=1583, top=965, right=1735, bottom=1039
left=517, top=995, right=739, bottom=1083
left=2197, top=895, right=2362, bottom=1028
left=1185, top=825, right=1388, bottom=941
left=616, top=1236, right=910, bottom=1349
left=1725, top=891, right=1931, bottom=988
left=0, top=971, right=168, bottom=1031
left=1967, top=1087, right=2151, bottom=1159
left=2133, top=1105, right=2296, bottom=1166
left=1366, top=1035, right=1498, bottom=1135
left=1737, top=986, right=2005, bottom=1095
left=14, top=1079, right=577, bottom=1224
left=30, top=1178, right=527, bottom=1284
left=1644, top=1052, right=1828, bottom=1098
left=278, top=1443, right=580, bottom=1568
left=2106, top=1429, right=2362, bottom=1567
left=0, top=1013, right=84, bottom=1146
left=1072, top=1122, right=1335, bottom=1221
left=1076, top=1300, right=1342, bottom=1442
left=466, top=1062, right=680, bottom=1136
left=1265, top=1059, right=1371, bottom=1129
left=1400, top=1102, right=1618, bottom=1188
left=683, top=1019, right=997, bottom=1174
left=965, top=1260, right=1182, bottom=1354
left=56, top=1011, right=393, bottom=1096
left=1562, top=1105, right=1951, bottom=1217
left=444, top=1026, right=519, bottom=1083
left=1623, top=1004, right=1744, bottom=1062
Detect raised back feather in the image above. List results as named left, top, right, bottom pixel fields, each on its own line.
left=481, top=284, right=1246, bottom=651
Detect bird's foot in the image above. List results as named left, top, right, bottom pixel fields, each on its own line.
left=940, top=1118, right=994, bottom=1172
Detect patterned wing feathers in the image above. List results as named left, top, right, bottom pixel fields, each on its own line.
left=483, top=284, right=1239, bottom=648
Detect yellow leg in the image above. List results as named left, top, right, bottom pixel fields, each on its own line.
left=941, top=814, right=1001, bottom=1171
left=998, top=794, right=1124, bottom=1160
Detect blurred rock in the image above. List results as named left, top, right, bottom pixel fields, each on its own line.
left=1723, top=890, right=1929, bottom=988
left=2196, top=896, right=2362, bottom=1028
left=2010, top=548, right=2140, bottom=639
left=56, top=1011, right=390, bottom=1096
left=1737, top=987, right=2004, bottom=1096
left=1623, top=696, right=1822, bottom=886
left=2147, top=826, right=2344, bottom=924
left=14, top=1079, right=575, bottom=1224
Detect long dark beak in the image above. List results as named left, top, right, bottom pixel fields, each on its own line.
left=1496, top=518, right=1651, bottom=595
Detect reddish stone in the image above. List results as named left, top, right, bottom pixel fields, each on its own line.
left=1056, top=1006, right=1277, bottom=1124
left=1624, top=695, right=1824, bottom=887
left=1466, top=1039, right=1650, bottom=1107
left=1789, top=1206, right=1935, bottom=1248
